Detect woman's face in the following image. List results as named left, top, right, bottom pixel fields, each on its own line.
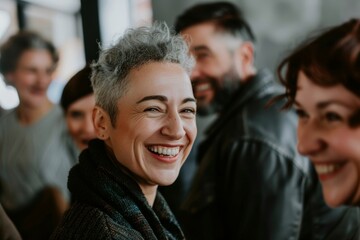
left=295, top=71, right=360, bottom=207
left=65, top=94, right=96, bottom=151
left=103, top=62, right=197, bottom=192
left=6, top=49, right=55, bottom=108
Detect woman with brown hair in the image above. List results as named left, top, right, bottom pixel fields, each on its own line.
left=60, top=64, right=96, bottom=153
left=277, top=18, right=360, bottom=238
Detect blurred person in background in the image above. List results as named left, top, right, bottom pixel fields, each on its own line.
left=60, top=64, right=96, bottom=154
left=51, top=22, right=196, bottom=239
left=277, top=18, right=360, bottom=239
left=172, top=2, right=360, bottom=239
left=0, top=31, right=77, bottom=240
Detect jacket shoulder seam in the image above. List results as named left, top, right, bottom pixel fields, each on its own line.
left=237, top=136, right=309, bottom=176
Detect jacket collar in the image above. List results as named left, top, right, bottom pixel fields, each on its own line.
left=205, top=69, right=275, bottom=137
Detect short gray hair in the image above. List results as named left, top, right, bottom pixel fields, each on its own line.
left=91, top=22, right=194, bottom=126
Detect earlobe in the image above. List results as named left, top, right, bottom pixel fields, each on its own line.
left=92, top=106, right=110, bottom=140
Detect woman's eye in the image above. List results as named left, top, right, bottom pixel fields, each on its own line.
left=324, top=112, right=342, bottom=122
left=69, top=111, right=84, bottom=119
left=180, top=108, right=196, bottom=119
left=144, top=107, right=161, bottom=112
left=182, top=108, right=196, bottom=114
left=295, top=109, right=308, bottom=119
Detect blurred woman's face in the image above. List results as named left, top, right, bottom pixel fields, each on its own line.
left=295, top=71, right=360, bottom=207
left=101, top=62, right=197, bottom=193
left=66, top=94, right=96, bottom=151
left=6, top=49, right=55, bottom=108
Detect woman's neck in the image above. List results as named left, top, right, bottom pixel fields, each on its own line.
left=141, top=185, right=158, bottom=207
left=105, top=144, right=158, bottom=207
left=17, top=99, right=53, bottom=125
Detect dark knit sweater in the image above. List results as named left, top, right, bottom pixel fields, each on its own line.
left=51, top=139, right=184, bottom=240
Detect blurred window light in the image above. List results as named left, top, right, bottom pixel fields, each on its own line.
left=0, top=76, right=19, bottom=110
left=98, top=0, right=131, bottom=47
left=132, top=0, right=153, bottom=27
left=0, top=10, right=17, bottom=110
left=22, top=0, right=80, bottom=13
left=98, top=0, right=152, bottom=48
left=0, top=10, right=10, bottom=39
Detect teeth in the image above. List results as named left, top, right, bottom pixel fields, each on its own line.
left=315, top=164, right=342, bottom=174
left=148, top=146, right=180, bottom=157
left=196, top=83, right=211, bottom=91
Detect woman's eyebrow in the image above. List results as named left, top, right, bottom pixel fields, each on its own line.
left=294, top=100, right=354, bottom=109
left=136, top=95, right=167, bottom=104
left=137, top=96, right=196, bottom=104
left=183, top=98, right=196, bottom=104
left=317, top=100, right=353, bottom=110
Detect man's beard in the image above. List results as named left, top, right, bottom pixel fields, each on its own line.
left=191, top=76, right=219, bottom=116
left=214, top=71, right=242, bottom=112
left=193, top=69, right=241, bottom=116
left=197, top=99, right=220, bottom=116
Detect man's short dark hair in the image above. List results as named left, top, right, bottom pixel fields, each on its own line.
left=175, top=1, right=255, bottom=42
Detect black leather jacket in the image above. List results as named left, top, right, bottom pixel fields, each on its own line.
left=180, top=70, right=360, bottom=240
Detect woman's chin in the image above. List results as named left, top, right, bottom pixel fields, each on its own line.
left=156, top=173, right=179, bottom=186
left=324, top=197, right=343, bottom=208
left=323, top=188, right=352, bottom=208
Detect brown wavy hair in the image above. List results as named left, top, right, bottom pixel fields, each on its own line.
left=276, top=18, right=360, bottom=109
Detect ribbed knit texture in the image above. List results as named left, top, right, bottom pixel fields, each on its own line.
left=51, top=139, right=184, bottom=240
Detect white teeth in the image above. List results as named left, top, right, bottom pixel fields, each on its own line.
left=148, top=146, right=180, bottom=157
left=196, top=83, right=211, bottom=91
left=315, top=164, right=342, bottom=174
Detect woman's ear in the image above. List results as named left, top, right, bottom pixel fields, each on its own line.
left=92, top=106, right=111, bottom=140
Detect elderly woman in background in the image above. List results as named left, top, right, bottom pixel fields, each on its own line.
left=60, top=65, right=96, bottom=153
left=0, top=31, right=76, bottom=240
left=277, top=18, right=360, bottom=238
left=51, top=22, right=196, bottom=239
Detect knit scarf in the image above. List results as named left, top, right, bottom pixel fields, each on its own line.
left=68, top=139, right=184, bottom=240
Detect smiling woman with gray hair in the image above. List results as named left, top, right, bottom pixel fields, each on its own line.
left=51, top=22, right=196, bottom=240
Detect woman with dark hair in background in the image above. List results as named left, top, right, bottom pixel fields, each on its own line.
left=277, top=18, right=360, bottom=238
left=60, top=64, right=96, bottom=154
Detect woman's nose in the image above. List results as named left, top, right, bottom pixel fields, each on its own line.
left=297, top=121, right=326, bottom=157
left=161, top=113, right=186, bottom=139
left=36, top=71, right=52, bottom=86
